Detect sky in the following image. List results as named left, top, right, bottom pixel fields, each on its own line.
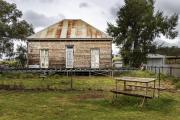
left=5, top=0, right=180, bottom=54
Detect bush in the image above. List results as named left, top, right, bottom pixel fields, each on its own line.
left=1, top=72, right=39, bottom=79
left=0, top=60, right=18, bottom=68
left=171, top=78, right=180, bottom=83
left=175, top=81, right=180, bottom=89
left=120, top=70, right=156, bottom=78
left=50, top=74, right=62, bottom=79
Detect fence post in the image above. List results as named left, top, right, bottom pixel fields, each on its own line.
left=112, top=70, right=114, bottom=78
left=89, top=70, right=91, bottom=77
left=67, top=71, right=69, bottom=77
left=170, top=67, right=172, bottom=76
left=70, top=69, right=73, bottom=89
left=158, top=67, right=161, bottom=98
left=155, top=66, right=156, bottom=74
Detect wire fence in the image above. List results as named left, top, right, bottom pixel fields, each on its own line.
left=0, top=68, right=138, bottom=91
left=145, top=65, right=180, bottom=78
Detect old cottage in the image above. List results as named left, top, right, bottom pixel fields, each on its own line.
left=27, top=19, right=112, bottom=69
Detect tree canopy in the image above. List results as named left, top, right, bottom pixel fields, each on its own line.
left=0, top=0, right=34, bottom=58
left=157, top=46, right=180, bottom=56
left=15, top=44, right=27, bottom=68
left=107, top=0, right=178, bottom=67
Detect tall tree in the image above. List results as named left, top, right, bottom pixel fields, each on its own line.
left=0, top=0, right=34, bottom=58
left=16, top=44, right=27, bottom=68
left=107, top=0, right=178, bottom=67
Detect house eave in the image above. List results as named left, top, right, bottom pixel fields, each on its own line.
left=27, top=38, right=113, bottom=41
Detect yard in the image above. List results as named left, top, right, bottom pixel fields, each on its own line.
left=0, top=71, right=180, bottom=120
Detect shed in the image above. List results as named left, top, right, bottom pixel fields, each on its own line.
left=146, top=54, right=165, bottom=66
left=27, top=19, right=112, bottom=69
left=112, top=54, right=123, bottom=68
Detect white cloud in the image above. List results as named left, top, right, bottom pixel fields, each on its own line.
left=79, top=2, right=89, bottom=8
left=23, top=10, right=65, bottom=28
left=5, top=0, right=180, bottom=51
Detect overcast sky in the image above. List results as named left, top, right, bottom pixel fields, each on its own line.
left=6, top=0, right=180, bottom=53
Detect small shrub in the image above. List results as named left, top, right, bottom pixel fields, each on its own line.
left=1, top=72, right=39, bottom=79
left=0, top=60, right=18, bottom=68
left=159, top=74, right=169, bottom=81
left=51, top=74, right=62, bottom=79
left=60, top=80, right=70, bottom=85
left=1, top=73, right=18, bottom=79
left=120, top=70, right=156, bottom=78
left=20, top=73, right=38, bottom=79
left=175, top=81, right=180, bottom=89
left=171, top=78, right=180, bottom=83
left=111, top=96, right=140, bottom=109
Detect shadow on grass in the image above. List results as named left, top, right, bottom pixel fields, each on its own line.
left=110, top=95, right=176, bottom=113
left=71, top=92, right=177, bottom=114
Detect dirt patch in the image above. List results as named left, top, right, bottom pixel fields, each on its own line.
left=77, top=91, right=104, bottom=100
left=161, top=80, right=176, bottom=90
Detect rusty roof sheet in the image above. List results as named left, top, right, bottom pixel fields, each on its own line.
left=28, top=19, right=111, bottom=39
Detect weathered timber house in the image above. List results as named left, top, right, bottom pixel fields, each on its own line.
left=27, top=19, right=112, bottom=69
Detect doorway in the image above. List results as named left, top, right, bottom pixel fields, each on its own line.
left=40, top=49, right=49, bottom=68
left=91, top=49, right=100, bottom=68
left=66, top=46, right=74, bottom=68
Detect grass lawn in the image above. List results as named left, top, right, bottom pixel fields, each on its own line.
left=0, top=71, right=180, bottom=120
left=0, top=91, right=180, bottom=120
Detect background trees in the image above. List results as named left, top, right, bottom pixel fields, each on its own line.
left=0, top=0, right=34, bottom=59
left=15, top=45, right=27, bottom=68
left=157, top=46, right=180, bottom=56
left=107, top=0, right=178, bottom=67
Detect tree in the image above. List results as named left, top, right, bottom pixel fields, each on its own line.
left=15, top=45, right=27, bottom=68
left=0, top=0, right=34, bottom=58
left=107, top=0, right=178, bottom=67
left=157, top=46, right=180, bottom=56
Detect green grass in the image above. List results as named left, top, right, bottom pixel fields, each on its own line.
left=119, top=70, right=180, bottom=89
left=119, top=70, right=157, bottom=78
left=0, top=91, right=179, bottom=120
left=0, top=73, right=115, bottom=91
left=0, top=70, right=179, bottom=90
left=0, top=71, right=180, bottom=120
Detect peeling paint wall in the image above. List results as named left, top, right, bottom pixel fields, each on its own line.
left=28, top=40, right=112, bottom=68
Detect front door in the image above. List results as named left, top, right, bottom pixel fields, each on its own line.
left=91, top=49, right=100, bottom=68
left=66, top=47, right=74, bottom=68
left=40, top=49, right=49, bottom=68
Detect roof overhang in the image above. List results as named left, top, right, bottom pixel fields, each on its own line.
left=27, top=38, right=113, bottom=42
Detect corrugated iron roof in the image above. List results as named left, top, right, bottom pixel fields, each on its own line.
left=147, top=54, right=165, bottom=59
left=28, top=19, right=111, bottom=39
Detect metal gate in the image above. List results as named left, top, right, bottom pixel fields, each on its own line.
left=91, top=49, right=100, bottom=68
left=66, top=47, right=74, bottom=68
left=40, top=49, right=49, bottom=68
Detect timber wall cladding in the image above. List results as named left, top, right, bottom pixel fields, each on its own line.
left=28, top=41, right=112, bottom=68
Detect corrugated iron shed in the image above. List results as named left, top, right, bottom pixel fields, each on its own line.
left=28, top=19, right=111, bottom=39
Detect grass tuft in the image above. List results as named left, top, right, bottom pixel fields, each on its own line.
left=175, top=81, right=180, bottom=89
left=119, top=70, right=157, bottom=78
